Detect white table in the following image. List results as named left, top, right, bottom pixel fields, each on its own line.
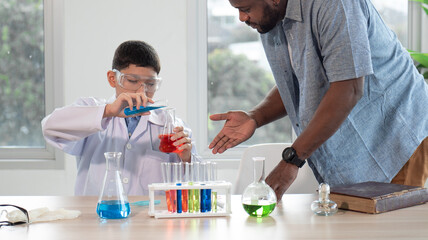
left=0, top=195, right=427, bottom=239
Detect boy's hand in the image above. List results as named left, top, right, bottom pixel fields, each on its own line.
left=103, top=92, right=154, bottom=118
left=171, top=126, right=192, bottom=162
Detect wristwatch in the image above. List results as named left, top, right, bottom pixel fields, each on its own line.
left=282, top=147, right=306, bottom=168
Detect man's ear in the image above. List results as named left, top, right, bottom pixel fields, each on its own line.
left=107, top=70, right=116, bottom=88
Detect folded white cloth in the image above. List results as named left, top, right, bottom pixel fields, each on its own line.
left=7, top=207, right=81, bottom=223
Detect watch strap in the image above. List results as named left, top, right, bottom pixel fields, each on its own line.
left=283, top=147, right=306, bottom=168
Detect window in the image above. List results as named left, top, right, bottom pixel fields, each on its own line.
left=206, top=0, right=293, bottom=149
left=0, top=0, right=63, bottom=169
left=371, top=0, right=408, bottom=46
left=188, top=0, right=417, bottom=159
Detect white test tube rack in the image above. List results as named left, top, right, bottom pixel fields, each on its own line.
left=148, top=181, right=232, bottom=219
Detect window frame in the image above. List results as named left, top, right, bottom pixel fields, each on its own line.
left=187, top=0, right=421, bottom=160
left=0, top=0, right=64, bottom=169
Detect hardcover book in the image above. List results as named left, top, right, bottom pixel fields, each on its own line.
left=329, top=181, right=428, bottom=214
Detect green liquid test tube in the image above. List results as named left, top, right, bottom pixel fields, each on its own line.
left=193, top=161, right=200, bottom=212
left=188, top=182, right=194, bottom=213
left=211, top=162, right=218, bottom=212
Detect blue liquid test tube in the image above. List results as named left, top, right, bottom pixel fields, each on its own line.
left=205, top=162, right=212, bottom=212
left=200, top=162, right=212, bottom=212
left=173, top=163, right=182, bottom=213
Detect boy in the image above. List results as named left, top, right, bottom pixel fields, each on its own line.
left=42, top=40, right=195, bottom=195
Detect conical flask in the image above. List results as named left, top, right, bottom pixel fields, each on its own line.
left=241, top=157, right=277, bottom=217
left=158, top=108, right=183, bottom=153
left=96, top=152, right=131, bottom=219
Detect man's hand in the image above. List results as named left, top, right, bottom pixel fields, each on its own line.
left=104, top=92, right=153, bottom=118
left=265, top=161, right=298, bottom=202
left=209, top=111, right=257, bottom=154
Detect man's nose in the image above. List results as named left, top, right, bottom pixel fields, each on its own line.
left=239, top=11, right=249, bottom=22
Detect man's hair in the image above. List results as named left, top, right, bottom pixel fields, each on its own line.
left=112, top=40, right=161, bottom=74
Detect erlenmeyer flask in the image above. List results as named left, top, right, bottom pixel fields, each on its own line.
left=96, top=152, right=131, bottom=219
left=159, top=108, right=183, bottom=153
left=241, top=157, right=277, bottom=217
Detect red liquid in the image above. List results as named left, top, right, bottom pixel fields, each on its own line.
left=165, top=190, right=173, bottom=213
left=170, top=190, right=177, bottom=212
left=159, top=134, right=184, bottom=153
left=182, top=190, right=188, bottom=213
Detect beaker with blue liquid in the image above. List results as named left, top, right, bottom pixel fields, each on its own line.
left=96, top=152, right=131, bottom=219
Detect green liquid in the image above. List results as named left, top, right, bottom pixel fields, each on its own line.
left=243, top=203, right=276, bottom=217
left=194, top=189, right=200, bottom=212
left=212, top=191, right=217, bottom=212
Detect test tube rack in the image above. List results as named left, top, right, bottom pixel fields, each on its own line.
left=148, top=181, right=232, bottom=219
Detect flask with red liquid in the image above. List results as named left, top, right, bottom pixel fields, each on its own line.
left=159, top=108, right=183, bottom=153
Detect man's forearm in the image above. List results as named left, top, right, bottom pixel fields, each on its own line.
left=248, top=86, right=287, bottom=128
left=293, top=77, right=364, bottom=159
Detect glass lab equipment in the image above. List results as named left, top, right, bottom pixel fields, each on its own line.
left=161, top=162, right=175, bottom=213
left=124, top=99, right=168, bottom=116
left=96, top=152, right=131, bottom=219
left=186, top=162, right=195, bottom=213
left=158, top=108, right=183, bottom=153
left=200, top=162, right=212, bottom=212
left=211, top=162, right=218, bottom=212
left=182, top=162, right=190, bottom=213
left=241, top=157, right=277, bottom=217
left=192, top=162, right=200, bottom=213
left=173, top=163, right=183, bottom=213
left=311, top=183, right=338, bottom=216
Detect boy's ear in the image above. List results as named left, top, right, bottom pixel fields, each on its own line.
left=107, top=70, right=116, bottom=88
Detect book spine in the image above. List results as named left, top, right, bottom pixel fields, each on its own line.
left=375, top=189, right=428, bottom=213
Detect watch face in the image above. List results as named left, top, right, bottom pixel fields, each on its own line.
left=283, top=148, right=294, bottom=160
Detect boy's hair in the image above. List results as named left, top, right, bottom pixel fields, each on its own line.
left=112, top=40, right=161, bottom=74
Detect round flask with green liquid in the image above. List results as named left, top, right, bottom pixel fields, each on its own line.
left=241, top=157, right=277, bottom=217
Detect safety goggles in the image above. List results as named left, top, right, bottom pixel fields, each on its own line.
left=0, top=204, right=30, bottom=227
left=113, top=69, right=162, bottom=92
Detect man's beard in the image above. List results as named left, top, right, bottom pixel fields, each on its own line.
left=246, top=3, right=281, bottom=34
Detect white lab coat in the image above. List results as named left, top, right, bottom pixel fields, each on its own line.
left=42, top=96, right=196, bottom=196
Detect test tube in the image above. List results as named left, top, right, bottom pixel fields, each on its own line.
left=182, top=162, right=189, bottom=213
left=204, top=162, right=212, bottom=212
left=161, top=162, right=173, bottom=213
left=193, top=162, right=200, bottom=212
left=165, top=162, right=176, bottom=213
left=211, top=162, right=218, bottom=212
left=200, top=162, right=212, bottom=212
left=187, top=162, right=194, bottom=213
left=173, top=162, right=182, bottom=213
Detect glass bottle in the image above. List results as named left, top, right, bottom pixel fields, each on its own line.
left=311, top=183, right=338, bottom=216
left=96, top=152, right=131, bottom=219
left=158, top=108, right=183, bottom=153
left=241, top=157, right=277, bottom=217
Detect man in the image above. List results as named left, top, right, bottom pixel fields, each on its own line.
left=209, top=0, right=428, bottom=200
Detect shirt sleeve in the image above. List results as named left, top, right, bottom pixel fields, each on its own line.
left=41, top=97, right=110, bottom=155
left=317, top=0, right=374, bottom=82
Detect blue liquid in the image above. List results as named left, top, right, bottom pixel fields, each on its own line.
left=200, top=189, right=212, bottom=212
left=177, top=183, right=182, bottom=214
left=96, top=200, right=131, bottom=219
left=124, top=105, right=165, bottom=116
